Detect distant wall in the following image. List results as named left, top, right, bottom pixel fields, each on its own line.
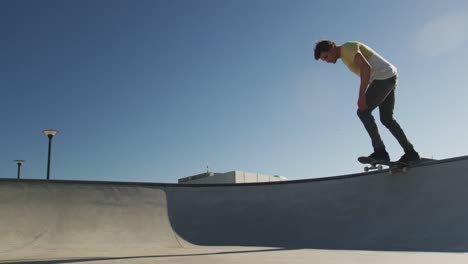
left=179, top=171, right=287, bottom=184
left=181, top=172, right=236, bottom=184
left=234, top=171, right=285, bottom=183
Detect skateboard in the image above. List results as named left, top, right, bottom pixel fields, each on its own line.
left=358, top=156, right=409, bottom=173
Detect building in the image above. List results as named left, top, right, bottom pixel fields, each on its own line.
left=178, top=171, right=288, bottom=184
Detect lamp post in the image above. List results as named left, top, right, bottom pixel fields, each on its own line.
left=43, top=129, right=58, bottom=180
left=14, top=160, right=25, bottom=179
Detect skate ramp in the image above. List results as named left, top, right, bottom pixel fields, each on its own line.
left=1, top=156, right=468, bottom=255
left=0, top=182, right=186, bottom=253
left=168, top=156, right=468, bottom=252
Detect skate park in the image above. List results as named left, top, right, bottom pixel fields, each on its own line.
left=3, top=0, right=468, bottom=263
left=1, top=155, right=468, bottom=264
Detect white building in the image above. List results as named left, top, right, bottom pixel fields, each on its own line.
left=178, top=171, right=288, bottom=184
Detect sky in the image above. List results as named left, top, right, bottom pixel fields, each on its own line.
left=1, top=0, right=468, bottom=183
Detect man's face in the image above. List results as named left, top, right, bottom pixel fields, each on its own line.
left=319, top=49, right=338, bottom=64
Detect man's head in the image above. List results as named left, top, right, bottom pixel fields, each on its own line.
left=314, top=40, right=340, bottom=63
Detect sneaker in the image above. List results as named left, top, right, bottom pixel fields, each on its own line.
left=368, top=149, right=390, bottom=161
left=398, top=149, right=420, bottom=163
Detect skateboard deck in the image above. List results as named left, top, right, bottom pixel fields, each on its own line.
left=358, top=156, right=409, bottom=173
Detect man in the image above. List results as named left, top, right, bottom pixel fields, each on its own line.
left=314, top=40, right=420, bottom=163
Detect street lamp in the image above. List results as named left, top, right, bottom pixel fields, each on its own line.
left=14, top=160, right=25, bottom=179
left=43, top=129, right=58, bottom=180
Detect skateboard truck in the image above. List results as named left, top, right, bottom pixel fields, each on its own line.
left=358, top=156, right=409, bottom=174
left=364, top=164, right=383, bottom=172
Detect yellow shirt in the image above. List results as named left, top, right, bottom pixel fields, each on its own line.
left=340, top=42, right=397, bottom=81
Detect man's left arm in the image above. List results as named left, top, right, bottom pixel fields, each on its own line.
left=353, top=52, right=372, bottom=110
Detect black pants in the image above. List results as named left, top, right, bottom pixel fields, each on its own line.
left=357, top=75, right=414, bottom=152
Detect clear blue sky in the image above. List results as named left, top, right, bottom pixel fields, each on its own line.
left=1, top=0, right=468, bottom=183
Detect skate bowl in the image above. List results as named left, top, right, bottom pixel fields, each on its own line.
left=1, top=156, right=468, bottom=257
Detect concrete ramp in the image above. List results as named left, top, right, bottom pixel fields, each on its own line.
left=0, top=182, right=185, bottom=253
left=168, top=156, right=468, bottom=252
left=1, top=156, right=468, bottom=255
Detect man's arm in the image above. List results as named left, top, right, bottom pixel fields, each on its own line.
left=353, top=52, right=372, bottom=110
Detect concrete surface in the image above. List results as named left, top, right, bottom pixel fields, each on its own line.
left=1, top=247, right=468, bottom=264
left=1, top=156, right=468, bottom=263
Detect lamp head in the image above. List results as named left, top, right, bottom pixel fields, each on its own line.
left=43, top=130, right=58, bottom=137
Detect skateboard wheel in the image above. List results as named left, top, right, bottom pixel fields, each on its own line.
left=402, top=167, right=408, bottom=172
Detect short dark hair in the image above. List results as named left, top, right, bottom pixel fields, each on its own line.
left=314, top=40, right=336, bottom=60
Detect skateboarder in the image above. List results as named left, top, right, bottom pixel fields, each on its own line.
left=314, top=40, right=420, bottom=163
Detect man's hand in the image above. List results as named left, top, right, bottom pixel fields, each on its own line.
left=358, top=95, right=368, bottom=110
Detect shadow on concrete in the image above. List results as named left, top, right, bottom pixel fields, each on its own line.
left=0, top=248, right=291, bottom=264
